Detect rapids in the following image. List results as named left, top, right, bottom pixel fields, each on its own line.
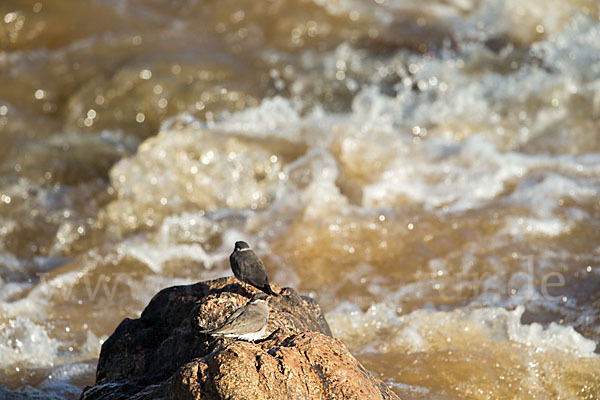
left=0, top=0, right=599, bottom=398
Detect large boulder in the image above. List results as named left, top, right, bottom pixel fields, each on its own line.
left=80, top=276, right=399, bottom=400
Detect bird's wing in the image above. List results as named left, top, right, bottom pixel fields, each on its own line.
left=241, top=254, right=270, bottom=287
left=211, top=304, right=267, bottom=335
left=230, top=253, right=241, bottom=280
left=208, top=307, right=245, bottom=333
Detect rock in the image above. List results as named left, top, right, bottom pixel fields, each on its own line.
left=81, top=276, right=399, bottom=400
left=171, top=332, right=399, bottom=400
left=0, top=384, right=65, bottom=400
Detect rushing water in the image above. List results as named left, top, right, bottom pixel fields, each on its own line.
left=1, top=0, right=600, bottom=399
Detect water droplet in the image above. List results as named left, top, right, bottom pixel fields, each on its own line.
left=139, top=69, right=152, bottom=80
left=4, top=12, right=17, bottom=23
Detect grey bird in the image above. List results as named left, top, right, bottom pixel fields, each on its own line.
left=230, top=241, right=278, bottom=296
left=198, top=293, right=269, bottom=341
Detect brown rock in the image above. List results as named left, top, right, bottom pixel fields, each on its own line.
left=172, top=332, right=398, bottom=400
left=81, top=276, right=399, bottom=400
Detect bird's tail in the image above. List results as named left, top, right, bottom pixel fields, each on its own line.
left=198, top=326, right=219, bottom=334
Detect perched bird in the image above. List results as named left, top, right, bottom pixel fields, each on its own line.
left=198, top=292, right=270, bottom=341
left=230, top=241, right=278, bottom=296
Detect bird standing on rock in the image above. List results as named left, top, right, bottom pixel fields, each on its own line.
left=230, top=241, right=279, bottom=296
left=198, top=292, right=270, bottom=341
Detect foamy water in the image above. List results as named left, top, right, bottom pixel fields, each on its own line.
left=1, top=0, right=599, bottom=398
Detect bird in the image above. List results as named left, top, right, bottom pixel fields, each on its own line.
left=198, top=292, right=270, bottom=341
left=229, top=241, right=278, bottom=296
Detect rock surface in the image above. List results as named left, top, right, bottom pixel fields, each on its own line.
left=0, top=384, right=65, bottom=400
left=80, top=276, right=399, bottom=400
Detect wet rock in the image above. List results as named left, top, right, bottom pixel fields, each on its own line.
left=81, top=276, right=399, bottom=400
left=0, top=384, right=65, bottom=400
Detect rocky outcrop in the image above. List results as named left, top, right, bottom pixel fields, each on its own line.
left=80, top=276, right=399, bottom=400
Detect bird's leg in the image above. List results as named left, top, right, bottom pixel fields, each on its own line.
left=240, top=281, right=254, bottom=296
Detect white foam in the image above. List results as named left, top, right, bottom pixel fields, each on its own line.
left=327, top=303, right=598, bottom=357
left=287, top=148, right=348, bottom=221
left=446, top=0, right=575, bottom=42
left=115, top=211, right=247, bottom=272
left=0, top=317, right=60, bottom=368
left=38, top=361, right=96, bottom=398
left=501, top=216, right=570, bottom=237
left=81, top=330, right=103, bottom=357
left=122, top=238, right=219, bottom=273
left=0, top=250, right=25, bottom=275
left=212, top=96, right=302, bottom=138
left=362, top=134, right=600, bottom=215
left=311, top=0, right=578, bottom=43
left=501, top=307, right=597, bottom=357
left=0, top=278, right=31, bottom=302
left=106, top=126, right=289, bottom=232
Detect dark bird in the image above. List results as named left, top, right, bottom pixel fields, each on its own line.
left=198, top=292, right=269, bottom=341
left=230, top=241, right=278, bottom=296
